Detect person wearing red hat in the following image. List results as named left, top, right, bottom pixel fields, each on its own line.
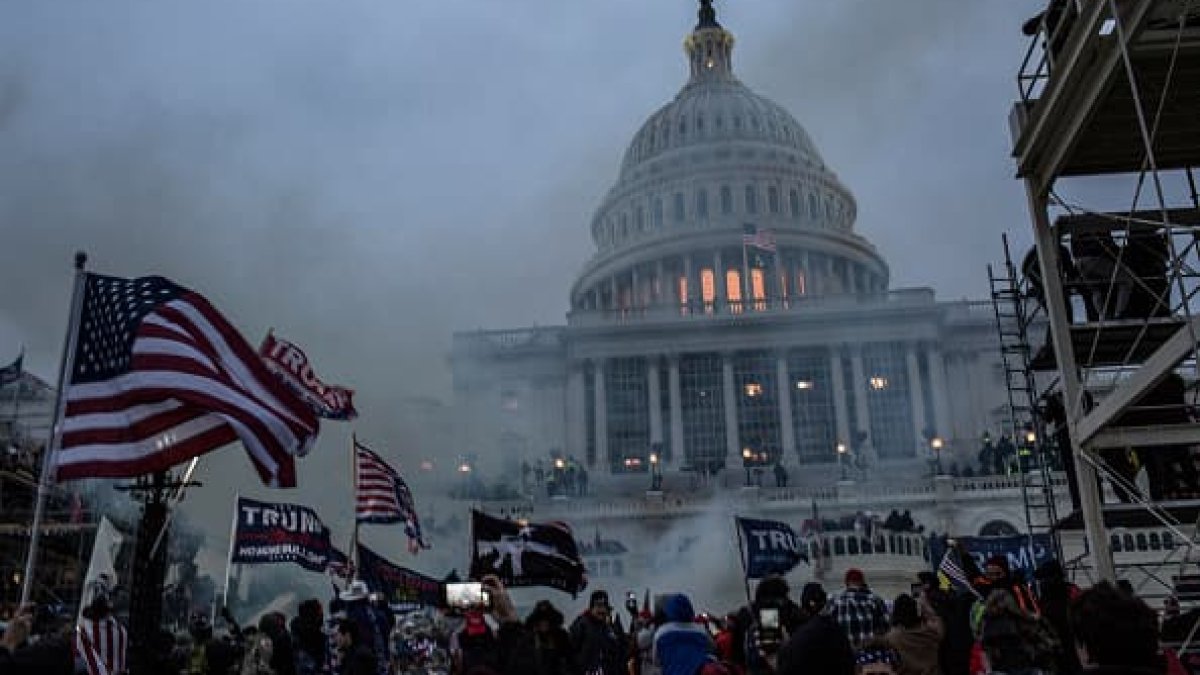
left=828, top=569, right=890, bottom=649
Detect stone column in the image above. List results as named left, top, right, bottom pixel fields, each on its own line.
left=593, top=358, right=609, bottom=472
left=926, top=343, right=952, bottom=440
left=850, top=346, right=874, bottom=461
left=800, top=251, right=811, bottom=296
left=609, top=277, right=618, bottom=311
left=566, top=363, right=587, bottom=460
left=630, top=266, right=640, bottom=310
left=713, top=250, right=726, bottom=313
left=656, top=259, right=666, bottom=306
left=647, top=356, right=664, bottom=446
left=830, top=348, right=850, bottom=447
left=668, top=355, right=684, bottom=467
left=775, top=352, right=796, bottom=463
left=722, top=353, right=740, bottom=467
left=906, top=344, right=929, bottom=447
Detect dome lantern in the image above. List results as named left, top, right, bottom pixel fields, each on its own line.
left=685, top=0, right=735, bottom=84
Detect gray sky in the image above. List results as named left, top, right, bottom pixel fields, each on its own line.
left=0, top=1, right=1050, bottom=576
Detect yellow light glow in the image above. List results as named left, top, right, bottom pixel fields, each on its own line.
left=554, top=458, right=565, bottom=470
left=930, top=437, right=944, bottom=451
left=744, top=382, right=763, bottom=397
left=795, top=380, right=813, bottom=390
left=836, top=443, right=847, bottom=455
left=742, top=447, right=753, bottom=459
left=869, top=376, right=888, bottom=390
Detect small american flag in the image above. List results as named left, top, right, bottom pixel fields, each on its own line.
left=938, top=548, right=980, bottom=597
left=74, top=615, right=127, bottom=675
left=355, top=438, right=429, bottom=553
left=742, top=224, right=777, bottom=252
left=53, top=274, right=318, bottom=487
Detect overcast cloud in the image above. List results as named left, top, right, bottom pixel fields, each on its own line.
left=0, top=1, right=1049, bottom=576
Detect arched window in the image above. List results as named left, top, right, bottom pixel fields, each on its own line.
left=696, top=114, right=705, bottom=134
left=620, top=214, right=629, bottom=237
left=673, top=193, right=686, bottom=222
left=808, top=194, right=819, bottom=220
left=1111, top=534, right=1123, bottom=552
left=700, top=269, right=716, bottom=310
left=678, top=276, right=689, bottom=307
left=696, top=189, right=709, bottom=219
left=745, top=185, right=758, bottom=215
left=825, top=198, right=833, bottom=219
left=834, top=537, right=845, bottom=556
left=1150, top=532, right=1162, bottom=550
left=795, top=270, right=807, bottom=296
left=1123, top=533, right=1135, bottom=551
left=768, top=186, right=780, bottom=214
left=980, top=520, right=1020, bottom=537
left=1164, top=531, right=1176, bottom=549
left=1136, top=533, right=1148, bottom=551
left=789, top=190, right=801, bottom=219
left=653, top=198, right=664, bottom=229
left=720, top=186, right=733, bottom=215
left=726, top=269, right=742, bottom=312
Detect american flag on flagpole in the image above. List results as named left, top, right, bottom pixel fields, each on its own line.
left=74, top=615, right=127, bottom=675
left=937, top=547, right=981, bottom=598
left=354, top=439, right=429, bottom=554
left=52, top=274, right=318, bottom=487
left=742, top=224, right=777, bottom=252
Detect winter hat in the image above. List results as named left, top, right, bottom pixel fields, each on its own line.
left=590, top=590, right=611, bottom=609
left=845, top=568, right=866, bottom=586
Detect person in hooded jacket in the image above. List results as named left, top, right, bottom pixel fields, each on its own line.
left=775, top=583, right=855, bottom=675
left=509, top=600, right=575, bottom=675
left=652, top=593, right=717, bottom=675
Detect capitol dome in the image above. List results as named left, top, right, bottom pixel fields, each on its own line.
left=571, top=1, right=889, bottom=317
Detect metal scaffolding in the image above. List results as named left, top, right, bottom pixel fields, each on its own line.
left=1012, top=0, right=1200, bottom=583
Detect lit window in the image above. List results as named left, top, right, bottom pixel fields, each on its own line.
left=720, top=186, right=733, bottom=214
left=744, top=383, right=763, bottom=397
left=869, top=376, right=888, bottom=390
left=795, top=380, right=814, bottom=390
left=726, top=269, right=742, bottom=303
left=700, top=269, right=716, bottom=303
left=745, top=185, right=758, bottom=214
left=768, top=186, right=780, bottom=214
left=751, top=269, right=766, bottom=301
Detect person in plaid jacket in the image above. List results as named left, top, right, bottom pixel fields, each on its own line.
left=827, top=568, right=889, bottom=649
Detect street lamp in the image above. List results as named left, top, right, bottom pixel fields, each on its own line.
left=649, top=452, right=661, bottom=490
left=930, top=436, right=944, bottom=475
left=742, top=447, right=754, bottom=486
left=836, top=442, right=848, bottom=480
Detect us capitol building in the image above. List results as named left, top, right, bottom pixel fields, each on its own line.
left=447, top=2, right=1085, bottom=600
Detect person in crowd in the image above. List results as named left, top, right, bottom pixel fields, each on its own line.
left=291, top=598, right=327, bottom=675
left=729, top=575, right=804, bottom=675
left=885, top=593, right=942, bottom=675
left=1033, top=560, right=1081, bottom=675
left=259, top=612, right=297, bottom=675
left=776, top=582, right=855, bottom=675
left=0, top=605, right=74, bottom=675
left=335, top=618, right=378, bottom=675
left=509, top=600, right=573, bottom=675
left=774, top=462, right=789, bottom=488
left=570, top=590, right=627, bottom=675
left=76, top=576, right=128, bottom=675
left=1070, top=581, right=1165, bottom=674
left=653, top=593, right=719, bottom=675
left=340, top=581, right=389, bottom=674
left=977, top=591, right=1060, bottom=675
left=855, top=641, right=902, bottom=675
left=828, top=569, right=890, bottom=649
left=916, top=572, right=974, bottom=675
left=960, top=550, right=1039, bottom=614
left=450, top=607, right=499, bottom=675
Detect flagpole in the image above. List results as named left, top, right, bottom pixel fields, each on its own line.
left=21, top=252, right=88, bottom=606
left=222, top=492, right=240, bottom=612
left=732, top=516, right=753, bottom=608
left=350, top=432, right=360, bottom=577
left=9, top=345, right=22, bottom=423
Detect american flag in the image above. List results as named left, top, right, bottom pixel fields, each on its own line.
left=74, top=615, right=127, bottom=675
left=53, top=274, right=318, bottom=487
left=937, top=548, right=980, bottom=597
left=355, top=438, right=429, bottom=553
left=742, top=224, right=777, bottom=252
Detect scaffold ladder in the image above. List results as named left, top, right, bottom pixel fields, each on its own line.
left=989, top=233, right=1063, bottom=561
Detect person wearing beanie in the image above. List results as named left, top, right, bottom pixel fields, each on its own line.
left=776, top=583, right=856, bottom=675
left=570, top=589, right=627, bottom=675
left=828, top=569, right=890, bottom=649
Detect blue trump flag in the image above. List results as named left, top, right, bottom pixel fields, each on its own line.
left=736, top=517, right=808, bottom=579
left=928, top=534, right=1055, bottom=581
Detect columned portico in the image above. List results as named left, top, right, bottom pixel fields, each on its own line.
left=722, top=353, right=739, bottom=466
left=667, top=355, right=684, bottom=467
left=593, top=358, right=609, bottom=469
left=775, top=352, right=797, bottom=462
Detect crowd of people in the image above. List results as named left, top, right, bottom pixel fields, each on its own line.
left=0, top=549, right=1193, bottom=675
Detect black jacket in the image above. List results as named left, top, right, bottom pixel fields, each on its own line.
left=569, top=612, right=625, bottom=675
left=340, top=644, right=378, bottom=675
left=775, top=615, right=854, bottom=675
left=509, top=627, right=577, bottom=675
left=0, top=636, right=75, bottom=675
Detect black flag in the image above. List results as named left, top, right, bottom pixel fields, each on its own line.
left=469, top=510, right=587, bottom=595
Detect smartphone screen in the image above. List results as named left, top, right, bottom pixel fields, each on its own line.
left=445, top=582, right=489, bottom=609
left=758, top=608, right=780, bottom=629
